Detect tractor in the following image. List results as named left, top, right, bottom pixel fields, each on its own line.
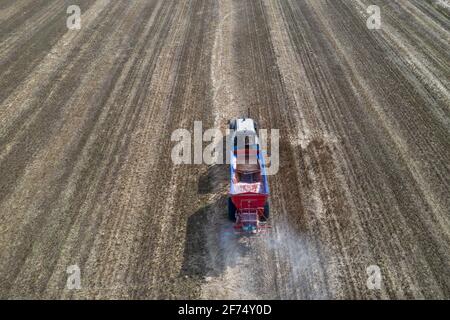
left=228, top=117, right=270, bottom=233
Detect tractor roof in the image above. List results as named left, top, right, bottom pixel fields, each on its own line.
left=236, top=118, right=256, bottom=133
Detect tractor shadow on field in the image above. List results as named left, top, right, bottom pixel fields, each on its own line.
left=197, top=163, right=228, bottom=194
left=181, top=196, right=253, bottom=280
left=184, top=133, right=255, bottom=287
left=197, top=134, right=229, bottom=194
left=180, top=203, right=211, bottom=278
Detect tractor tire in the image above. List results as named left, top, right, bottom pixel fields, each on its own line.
left=229, top=119, right=236, bottom=131
left=261, top=202, right=270, bottom=221
left=228, top=197, right=236, bottom=222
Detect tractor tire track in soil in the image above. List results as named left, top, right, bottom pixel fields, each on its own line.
left=0, top=0, right=449, bottom=299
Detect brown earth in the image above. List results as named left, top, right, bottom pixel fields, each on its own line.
left=0, top=0, right=449, bottom=299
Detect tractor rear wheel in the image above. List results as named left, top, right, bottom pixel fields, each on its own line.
left=261, top=202, right=270, bottom=221
left=229, top=119, right=236, bottom=130
left=228, top=198, right=236, bottom=222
